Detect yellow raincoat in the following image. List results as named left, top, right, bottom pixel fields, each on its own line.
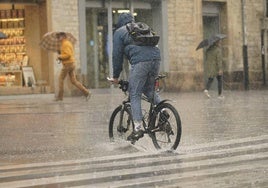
left=58, top=39, right=75, bottom=65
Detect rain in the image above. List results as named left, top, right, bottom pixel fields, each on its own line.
left=0, top=0, right=267, bottom=187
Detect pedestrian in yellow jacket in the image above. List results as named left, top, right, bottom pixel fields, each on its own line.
left=55, top=32, right=91, bottom=101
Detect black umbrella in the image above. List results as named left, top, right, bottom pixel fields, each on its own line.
left=196, top=34, right=226, bottom=50
left=0, top=31, right=7, bottom=39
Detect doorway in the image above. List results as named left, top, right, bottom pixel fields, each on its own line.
left=202, top=2, right=221, bottom=90
left=86, top=8, right=109, bottom=88
left=82, top=0, right=161, bottom=89
left=203, top=15, right=220, bottom=90
left=86, top=8, right=154, bottom=88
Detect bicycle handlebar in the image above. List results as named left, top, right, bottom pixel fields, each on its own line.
left=118, top=80, right=129, bottom=92
left=156, top=74, right=166, bottom=80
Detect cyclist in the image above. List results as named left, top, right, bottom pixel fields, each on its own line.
left=110, top=13, right=161, bottom=142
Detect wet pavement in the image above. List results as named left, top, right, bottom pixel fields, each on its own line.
left=0, top=89, right=136, bottom=164
left=0, top=89, right=267, bottom=163
left=0, top=89, right=267, bottom=187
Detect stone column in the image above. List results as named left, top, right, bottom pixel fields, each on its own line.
left=47, top=0, right=82, bottom=97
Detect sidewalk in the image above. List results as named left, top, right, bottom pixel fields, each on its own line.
left=0, top=89, right=267, bottom=164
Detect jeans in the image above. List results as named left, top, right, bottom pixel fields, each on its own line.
left=58, top=63, right=89, bottom=100
left=205, top=75, right=223, bottom=95
left=129, top=60, right=161, bottom=122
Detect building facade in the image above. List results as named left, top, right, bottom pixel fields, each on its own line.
left=167, top=0, right=265, bottom=91
left=0, top=0, right=266, bottom=96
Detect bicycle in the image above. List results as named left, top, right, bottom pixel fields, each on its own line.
left=108, top=75, right=182, bottom=151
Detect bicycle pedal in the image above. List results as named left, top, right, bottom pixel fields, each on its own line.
left=117, top=126, right=128, bottom=133
left=130, top=140, right=136, bottom=145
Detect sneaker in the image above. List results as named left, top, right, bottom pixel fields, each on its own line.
left=127, top=129, right=144, bottom=142
left=218, top=95, right=225, bottom=100
left=204, top=89, right=211, bottom=98
left=86, top=90, right=91, bottom=101
left=54, top=98, right=63, bottom=102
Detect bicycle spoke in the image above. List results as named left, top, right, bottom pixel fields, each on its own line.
left=151, top=103, right=182, bottom=150
left=109, top=78, right=181, bottom=151
left=109, top=105, right=133, bottom=142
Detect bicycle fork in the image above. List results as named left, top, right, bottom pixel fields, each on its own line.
left=118, top=104, right=132, bottom=133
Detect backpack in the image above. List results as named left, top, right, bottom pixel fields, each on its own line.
left=126, top=22, right=160, bottom=46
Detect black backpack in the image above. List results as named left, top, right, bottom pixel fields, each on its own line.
left=126, top=22, right=160, bottom=46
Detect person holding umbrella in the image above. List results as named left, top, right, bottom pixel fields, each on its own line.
left=203, top=39, right=224, bottom=99
left=55, top=32, right=91, bottom=101
left=196, top=34, right=226, bottom=99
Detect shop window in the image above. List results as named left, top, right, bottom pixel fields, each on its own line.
left=0, top=9, right=26, bottom=87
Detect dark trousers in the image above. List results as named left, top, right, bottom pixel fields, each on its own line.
left=205, top=75, right=223, bottom=95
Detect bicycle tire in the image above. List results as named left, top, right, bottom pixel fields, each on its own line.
left=109, top=104, right=134, bottom=142
left=150, top=103, right=182, bottom=151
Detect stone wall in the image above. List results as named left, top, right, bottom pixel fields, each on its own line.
left=245, top=0, right=264, bottom=88
left=45, top=0, right=266, bottom=93
left=166, top=0, right=266, bottom=91
left=24, top=5, right=42, bottom=82
left=47, top=0, right=83, bottom=96
left=166, top=0, right=204, bottom=91
left=49, top=0, right=80, bottom=57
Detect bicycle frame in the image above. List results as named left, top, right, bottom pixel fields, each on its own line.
left=109, top=74, right=181, bottom=150
left=118, top=75, right=167, bottom=134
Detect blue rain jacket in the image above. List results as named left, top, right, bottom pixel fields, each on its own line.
left=112, top=13, right=161, bottom=78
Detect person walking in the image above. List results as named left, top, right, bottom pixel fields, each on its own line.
left=110, top=13, right=161, bottom=142
left=204, top=40, right=224, bottom=99
left=55, top=32, right=91, bottom=101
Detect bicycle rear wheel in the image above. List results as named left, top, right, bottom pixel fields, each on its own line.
left=109, top=105, right=134, bottom=142
left=151, top=103, right=182, bottom=151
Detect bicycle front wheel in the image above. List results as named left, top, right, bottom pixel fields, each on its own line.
left=151, top=103, right=182, bottom=151
left=109, top=105, right=134, bottom=142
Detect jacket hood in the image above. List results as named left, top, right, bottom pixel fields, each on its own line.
left=116, top=13, right=134, bottom=29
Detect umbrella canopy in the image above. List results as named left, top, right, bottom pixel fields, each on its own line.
left=0, top=31, right=7, bottom=39
left=39, top=31, right=77, bottom=52
left=196, top=34, right=226, bottom=50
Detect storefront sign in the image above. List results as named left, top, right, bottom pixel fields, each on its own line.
left=22, top=66, right=36, bottom=87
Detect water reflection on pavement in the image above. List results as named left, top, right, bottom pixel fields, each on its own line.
left=0, top=89, right=267, bottom=164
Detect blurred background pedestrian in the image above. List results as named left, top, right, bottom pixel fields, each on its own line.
left=204, top=40, right=224, bottom=99
left=55, top=32, right=91, bottom=101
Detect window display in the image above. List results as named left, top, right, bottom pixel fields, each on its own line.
left=0, top=9, right=25, bottom=86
